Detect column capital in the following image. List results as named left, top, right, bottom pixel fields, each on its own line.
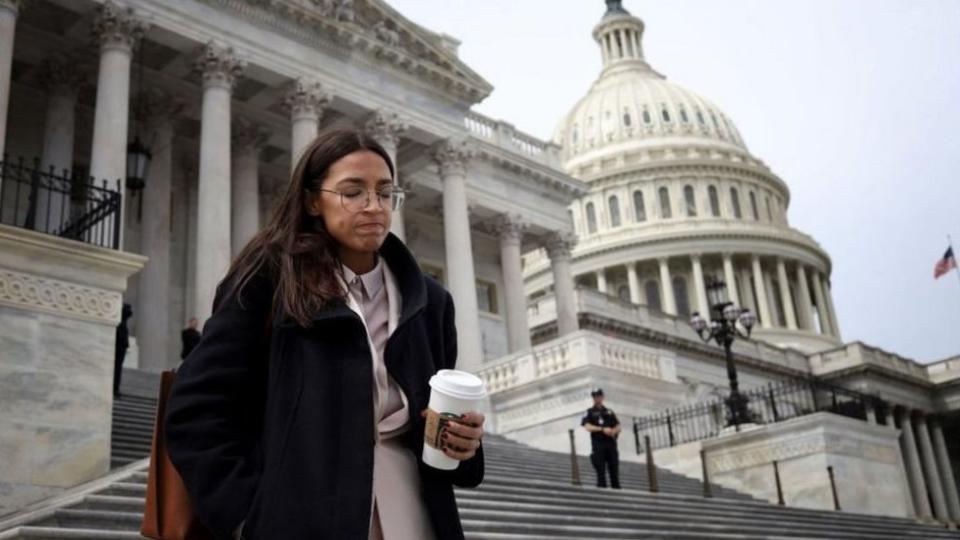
left=365, top=109, right=407, bottom=148
left=92, top=1, right=148, bottom=54
left=36, top=52, right=86, bottom=97
left=284, top=77, right=331, bottom=122
left=690, top=253, right=703, bottom=263
left=657, top=256, right=670, bottom=266
left=433, top=138, right=474, bottom=177
left=193, top=42, right=245, bottom=91
left=142, top=88, right=185, bottom=131
left=232, top=116, right=270, bottom=155
left=545, top=231, right=576, bottom=259
left=721, top=252, right=734, bottom=260
left=493, top=213, right=526, bottom=244
left=0, top=1, right=22, bottom=17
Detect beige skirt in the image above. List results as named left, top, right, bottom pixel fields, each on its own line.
left=369, top=437, right=436, bottom=540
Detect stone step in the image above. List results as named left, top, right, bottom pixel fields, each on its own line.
left=0, top=527, right=143, bottom=539
left=37, top=510, right=140, bottom=532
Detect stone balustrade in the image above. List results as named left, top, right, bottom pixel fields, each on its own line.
left=926, top=355, right=960, bottom=384
left=477, top=329, right=671, bottom=395
left=464, top=110, right=561, bottom=167
left=809, top=342, right=930, bottom=383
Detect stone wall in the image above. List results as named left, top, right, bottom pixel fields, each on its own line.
left=0, top=225, right=144, bottom=516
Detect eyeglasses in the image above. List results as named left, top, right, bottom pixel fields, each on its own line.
left=312, top=185, right=406, bottom=213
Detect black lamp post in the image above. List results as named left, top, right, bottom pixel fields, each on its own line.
left=689, top=277, right=757, bottom=429
left=125, top=43, right=151, bottom=219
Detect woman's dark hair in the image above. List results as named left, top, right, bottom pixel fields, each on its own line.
left=223, top=126, right=395, bottom=327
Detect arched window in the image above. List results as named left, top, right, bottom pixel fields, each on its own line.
left=708, top=185, right=721, bottom=217
left=661, top=106, right=672, bottom=123
left=571, top=124, right=578, bottom=144
left=633, top=190, right=646, bottom=222
left=642, top=107, right=652, bottom=124
left=696, top=109, right=706, bottom=125
left=644, top=280, right=662, bottom=312
left=658, top=187, right=672, bottom=219
left=684, top=185, right=697, bottom=217
left=673, top=276, right=690, bottom=318
left=623, top=108, right=632, bottom=127
left=711, top=111, right=721, bottom=132
left=617, top=285, right=631, bottom=302
left=730, top=187, right=742, bottom=218
left=585, top=202, right=598, bottom=233
left=567, top=209, right=574, bottom=230
left=679, top=105, right=690, bottom=124
left=749, top=191, right=759, bottom=220
left=765, top=196, right=773, bottom=221
left=608, top=195, right=621, bottom=227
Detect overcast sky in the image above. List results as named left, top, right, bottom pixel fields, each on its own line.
left=388, top=0, right=960, bottom=363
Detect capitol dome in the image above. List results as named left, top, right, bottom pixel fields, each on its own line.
left=525, top=0, right=844, bottom=354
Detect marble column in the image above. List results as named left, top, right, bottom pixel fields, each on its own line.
left=795, top=264, right=815, bottom=331
left=898, top=409, right=933, bottom=519
left=365, top=110, right=407, bottom=241
left=434, top=139, right=483, bottom=372
left=231, top=116, right=268, bottom=256
left=36, top=53, right=83, bottom=233
left=193, top=43, right=244, bottom=324
left=495, top=214, right=530, bottom=352
left=596, top=269, right=608, bottom=294
left=930, top=419, right=960, bottom=521
left=824, top=277, right=842, bottom=340
left=627, top=262, right=641, bottom=304
left=89, top=2, right=147, bottom=247
left=0, top=0, right=20, bottom=162
left=722, top=253, right=739, bottom=307
left=285, top=77, right=329, bottom=172
left=137, top=90, right=181, bottom=372
left=776, top=258, right=798, bottom=330
left=546, top=232, right=578, bottom=336
left=915, top=414, right=950, bottom=521
left=738, top=268, right=757, bottom=315
left=751, top=255, right=772, bottom=328
left=658, top=257, right=677, bottom=315
left=691, top=254, right=710, bottom=316
left=811, top=271, right=833, bottom=336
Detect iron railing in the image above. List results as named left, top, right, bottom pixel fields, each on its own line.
left=0, top=157, right=121, bottom=249
left=633, top=376, right=890, bottom=453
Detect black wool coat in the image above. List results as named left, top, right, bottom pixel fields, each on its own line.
left=165, top=234, right=484, bottom=540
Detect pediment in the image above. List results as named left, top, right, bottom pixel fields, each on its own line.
left=222, top=0, right=493, bottom=102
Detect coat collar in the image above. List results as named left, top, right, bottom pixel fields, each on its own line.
left=309, top=233, right=426, bottom=327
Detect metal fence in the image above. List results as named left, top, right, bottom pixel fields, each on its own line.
left=0, top=157, right=122, bottom=249
left=633, top=376, right=890, bottom=453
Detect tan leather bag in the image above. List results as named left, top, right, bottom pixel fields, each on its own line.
left=140, top=370, right=216, bottom=540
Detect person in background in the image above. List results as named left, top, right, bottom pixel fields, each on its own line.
left=113, top=303, right=133, bottom=397
left=180, top=317, right=201, bottom=360
left=581, top=387, right=621, bottom=488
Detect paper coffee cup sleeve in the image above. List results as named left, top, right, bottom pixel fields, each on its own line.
left=423, top=409, right=459, bottom=450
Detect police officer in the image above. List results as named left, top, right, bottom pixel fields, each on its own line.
left=581, top=388, right=621, bottom=488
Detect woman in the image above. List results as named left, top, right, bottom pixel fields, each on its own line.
left=165, top=127, right=485, bottom=540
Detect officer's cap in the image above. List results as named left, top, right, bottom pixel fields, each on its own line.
left=590, top=387, right=604, bottom=396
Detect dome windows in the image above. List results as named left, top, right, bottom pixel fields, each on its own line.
left=684, top=185, right=697, bottom=217
left=730, top=187, right=743, bottom=219
left=633, top=190, right=646, bottom=222
left=708, top=185, right=721, bottom=217
left=571, top=124, right=579, bottom=144
left=645, top=280, right=662, bottom=312
left=585, top=202, right=598, bottom=234
left=642, top=106, right=652, bottom=125
left=765, top=196, right=773, bottom=222
left=679, top=105, right=690, bottom=124
left=623, top=108, right=632, bottom=127
left=608, top=195, right=622, bottom=227
left=696, top=108, right=706, bottom=125
left=749, top=191, right=759, bottom=220
left=658, top=187, right=672, bottom=218
left=661, top=105, right=672, bottom=123
left=673, top=276, right=691, bottom=318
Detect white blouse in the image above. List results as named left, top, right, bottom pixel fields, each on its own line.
left=341, top=259, right=435, bottom=540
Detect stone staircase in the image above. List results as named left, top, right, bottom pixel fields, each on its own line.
left=1, top=393, right=958, bottom=539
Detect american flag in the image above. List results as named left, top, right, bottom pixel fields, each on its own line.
left=934, top=247, right=957, bottom=279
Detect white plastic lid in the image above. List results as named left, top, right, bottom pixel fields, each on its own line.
left=428, top=369, right=487, bottom=400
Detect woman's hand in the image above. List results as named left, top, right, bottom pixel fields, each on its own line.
left=422, top=410, right=485, bottom=461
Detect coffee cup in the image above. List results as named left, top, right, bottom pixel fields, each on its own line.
left=422, top=369, right=487, bottom=470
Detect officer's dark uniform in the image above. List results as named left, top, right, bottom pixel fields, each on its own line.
left=581, top=394, right=621, bottom=489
